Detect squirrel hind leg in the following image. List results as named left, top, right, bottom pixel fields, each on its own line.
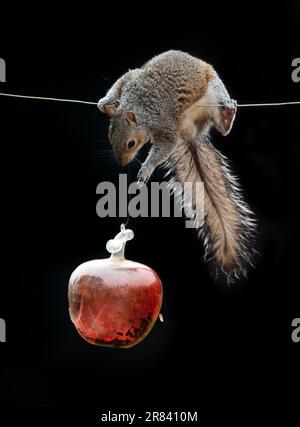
left=179, top=78, right=228, bottom=140
left=179, top=118, right=198, bottom=141
left=179, top=101, right=212, bottom=141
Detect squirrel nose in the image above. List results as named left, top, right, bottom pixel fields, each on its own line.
left=114, top=147, right=129, bottom=166
left=116, top=155, right=128, bottom=166
left=118, top=159, right=125, bottom=166
left=113, top=148, right=124, bottom=165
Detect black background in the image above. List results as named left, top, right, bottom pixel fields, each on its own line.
left=0, top=2, right=300, bottom=424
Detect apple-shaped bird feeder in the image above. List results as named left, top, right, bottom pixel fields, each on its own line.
left=68, top=225, right=163, bottom=348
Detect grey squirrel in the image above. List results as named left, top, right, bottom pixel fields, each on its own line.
left=98, top=50, right=256, bottom=282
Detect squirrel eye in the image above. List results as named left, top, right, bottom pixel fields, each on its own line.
left=127, top=139, right=136, bottom=149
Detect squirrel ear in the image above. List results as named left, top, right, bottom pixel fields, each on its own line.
left=106, top=105, right=117, bottom=118
left=126, top=111, right=137, bottom=126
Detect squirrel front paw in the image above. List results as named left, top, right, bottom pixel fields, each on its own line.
left=97, top=96, right=119, bottom=118
left=97, top=96, right=110, bottom=112
left=137, top=165, right=153, bottom=187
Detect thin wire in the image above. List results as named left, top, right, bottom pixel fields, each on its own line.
left=0, top=92, right=300, bottom=108
left=122, top=165, right=132, bottom=228
left=238, top=101, right=300, bottom=107
left=0, top=92, right=97, bottom=105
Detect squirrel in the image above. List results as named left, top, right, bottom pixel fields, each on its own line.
left=98, top=50, right=256, bottom=282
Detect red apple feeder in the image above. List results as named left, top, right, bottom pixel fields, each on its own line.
left=68, top=225, right=163, bottom=348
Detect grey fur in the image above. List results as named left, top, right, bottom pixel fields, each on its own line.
left=98, top=50, right=256, bottom=281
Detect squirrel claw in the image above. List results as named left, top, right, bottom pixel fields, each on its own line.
left=218, top=98, right=237, bottom=136
left=97, top=98, right=107, bottom=112
left=97, top=97, right=118, bottom=118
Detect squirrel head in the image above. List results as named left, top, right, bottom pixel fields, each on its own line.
left=108, top=110, right=150, bottom=166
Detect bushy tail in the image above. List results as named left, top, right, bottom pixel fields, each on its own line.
left=168, top=131, right=256, bottom=282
